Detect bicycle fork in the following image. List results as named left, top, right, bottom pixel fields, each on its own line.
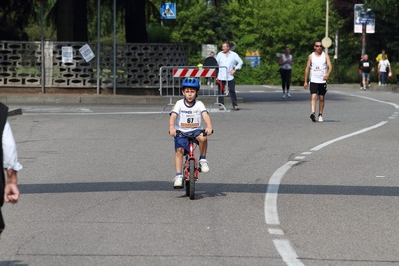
left=184, top=144, right=199, bottom=180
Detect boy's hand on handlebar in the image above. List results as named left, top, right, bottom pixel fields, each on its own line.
left=169, top=128, right=177, bottom=137
left=204, top=128, right=213, bottom=136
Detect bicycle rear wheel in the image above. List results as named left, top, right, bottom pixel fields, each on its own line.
left=188, top=159, right=195, bottom=200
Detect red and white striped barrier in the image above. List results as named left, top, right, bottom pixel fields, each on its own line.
left=173, top=68, right=216, bottom=78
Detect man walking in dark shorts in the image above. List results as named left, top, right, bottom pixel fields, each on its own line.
left=303, top=40, right=333, bottom=122
left=359, top=54, right=374, bottom=90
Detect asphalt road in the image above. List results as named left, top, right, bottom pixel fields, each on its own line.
left=0, top=85, right=398, bottom=266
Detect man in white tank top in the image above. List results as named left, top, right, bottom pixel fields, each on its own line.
left=303, top=40, right=332, bottom=122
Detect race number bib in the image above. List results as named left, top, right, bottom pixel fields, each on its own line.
left=179, top=112, right=200, bottom=127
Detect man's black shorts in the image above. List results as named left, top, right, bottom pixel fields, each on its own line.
left=309, top=82, right=327, bottom=96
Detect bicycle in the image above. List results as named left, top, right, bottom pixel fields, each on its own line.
left=175, top=129, right=212, bottom=200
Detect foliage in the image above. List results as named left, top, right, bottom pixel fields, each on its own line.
left=2, top=0, right=399, bottom=84
left=147, top=25, right=172, bottom=43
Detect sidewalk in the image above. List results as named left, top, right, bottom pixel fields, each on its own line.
left=0, top=84, right=398, bottom=106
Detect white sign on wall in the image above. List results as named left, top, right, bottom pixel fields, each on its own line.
left=62, top=46, right=73, bottom=63
left=79, top=44, right=95, bottom=62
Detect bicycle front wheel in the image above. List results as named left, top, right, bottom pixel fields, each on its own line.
left=188, top=159, right=195, bottom=200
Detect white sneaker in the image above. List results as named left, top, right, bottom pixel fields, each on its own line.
left=173, top=175, right=183, bottom=189
left=318, top=115, right=323, bottom=122
left=282, top=93, right=286, bottom=99
left=378, top=81, right=381, bottom=86
left=199, top=159, right=209, bottom=173
left=287, top=92, right=291, bottom=98
left=360, top=87, right=363, bottom=90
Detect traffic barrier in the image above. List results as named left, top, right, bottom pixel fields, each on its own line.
left=159, top=66, right=228, bottom=112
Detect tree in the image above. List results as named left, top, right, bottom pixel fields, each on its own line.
left=127, top=0, right=247, bottom=43
left=0, top=0, right=36, bottom=40
left=365, top=0, right=399, bottom=54
left=56, top=0, right=74, bottom=41
left=125, top=1, right=148, bottom=43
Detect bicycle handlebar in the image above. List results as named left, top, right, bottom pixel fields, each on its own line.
left=174, top=129, right=213, bottom=137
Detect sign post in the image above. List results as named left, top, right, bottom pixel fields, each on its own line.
left=354, top=4, right=375, bottom=56
left=36, top=0, right=45, bottom=93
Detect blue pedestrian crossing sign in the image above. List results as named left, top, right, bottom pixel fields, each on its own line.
left=160, top=3, right=176, bottom=19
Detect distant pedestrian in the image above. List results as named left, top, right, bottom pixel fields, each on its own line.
left=375, top=49, right=388, bottom=86
left=303, top=40, right=332, bottom=123
left=0, top=102, right=22, bottom=236
left=279, top=47, right=294, bottom=99
left=216, top=41, right=243, bottom=111
left=207, top=52, right=216, bottom=87
left=197, top=62, right=203, bottom=85
left=378, top=54, right=390, bottom=86
left=359, top=54, right=374, bottom=90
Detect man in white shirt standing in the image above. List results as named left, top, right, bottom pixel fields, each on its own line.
left=0, top=102, right=22, bottom=236
left=216, top=42, right=243, bottom=110
left=303, top=40, right=332, bottom=123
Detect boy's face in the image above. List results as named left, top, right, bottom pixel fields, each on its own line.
left=182, top=87, right=197, bottom=102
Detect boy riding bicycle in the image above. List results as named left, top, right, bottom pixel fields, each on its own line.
left=169, top=78, right=213, bottom=189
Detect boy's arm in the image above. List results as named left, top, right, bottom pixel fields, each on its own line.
left=169, top=113, right=177, bottom=136
left=202, top=112, right=213, bottom=136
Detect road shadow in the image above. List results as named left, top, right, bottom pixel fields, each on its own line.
left=19, top=182, right=399, bottom=197
left=0, top=261, right=28, bottom=266
left=237, top=92, right=348, bottom=103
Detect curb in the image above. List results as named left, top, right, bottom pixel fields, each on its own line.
left=0, top=94, right=239, bottom=106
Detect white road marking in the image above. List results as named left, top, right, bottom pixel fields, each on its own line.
left=266, top=91, right=398, bottom=266
left=333, top=91, right=399, bottom=109
left=23, top=111, right=165, bottom=115
left=273, top=239, right=305, bottom=266
left=310, top=121, right=387, bottom=151
left=265, top=161, right=299, bottom=225
left=268, top=228, right=285, bottom=235
left=236, top=91, right=270, bottom=93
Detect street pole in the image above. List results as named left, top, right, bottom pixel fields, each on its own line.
left=96, top=0, right=101, bottom=94
left=113, top=0, right=116, bottom=95
left=334, top=27, right=339, bottom=84
left=325, top=0, right=328, bottom=54
left=40, top=1, right=45, bottom=94
left=361, top=22, right=366, bottom=56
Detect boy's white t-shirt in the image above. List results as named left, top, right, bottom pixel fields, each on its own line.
left=170, top=99, right=208, bottom=132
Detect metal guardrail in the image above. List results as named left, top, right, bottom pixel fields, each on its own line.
left=159, top=66, right=228, bottom=112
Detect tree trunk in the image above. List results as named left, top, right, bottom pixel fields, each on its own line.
left=73, top=0, right=88, bottom=41
left=125, top=0, right=148, bottom=43
left=56, top=0, right=74, bottom=41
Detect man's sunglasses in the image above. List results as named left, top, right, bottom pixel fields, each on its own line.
left=315, top=45, right=323, bottom=47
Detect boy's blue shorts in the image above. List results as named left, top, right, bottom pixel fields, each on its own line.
left=174, top=129, right=202, bottom=153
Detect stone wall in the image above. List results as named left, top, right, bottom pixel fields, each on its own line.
left=0, top=41, right=189, bottom=94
